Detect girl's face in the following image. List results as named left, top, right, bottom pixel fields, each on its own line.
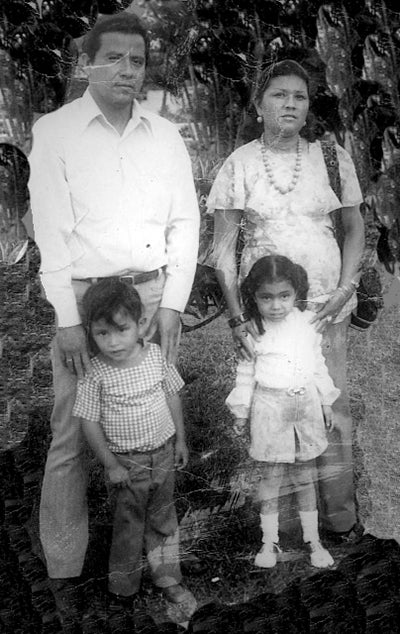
left=255, top=279, right=296, bottom=323
left=91, top=308, right=146, bottom=367
left=255, top=74, right=309, bottom=138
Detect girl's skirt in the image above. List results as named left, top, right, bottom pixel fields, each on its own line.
left=249, top=383, right=328, bottom=463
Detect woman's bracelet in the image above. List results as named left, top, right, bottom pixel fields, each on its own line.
left=336, top=278, right=359, bottom=297
left=228, top=312, right=250, bottom=329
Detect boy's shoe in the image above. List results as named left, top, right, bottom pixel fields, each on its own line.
left=323, top=522, right=365, bottom=545
left=254, top=543, right=281, bottom=568
left=306, top=541, right=334, bottom=568
left=162, top=584, right=197, bottom=624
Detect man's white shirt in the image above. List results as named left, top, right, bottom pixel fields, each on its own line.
left=28, top=89, right=199, bottom=326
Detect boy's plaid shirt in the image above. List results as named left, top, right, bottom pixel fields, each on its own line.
left=72, top=343, right=184, bottom=453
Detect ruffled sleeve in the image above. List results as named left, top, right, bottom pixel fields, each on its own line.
left=312, top=330, right=341, bottom=406
left=336, top=144, right=363, bottom=207
left=206, top=153, right=246, bottom=214
left=225, top=359, right=256, bottom=419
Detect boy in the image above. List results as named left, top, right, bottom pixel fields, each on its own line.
left=72, top=278, right=195, bottom=616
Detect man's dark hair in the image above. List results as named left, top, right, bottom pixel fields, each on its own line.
left=82, top=13, right=150, bottom=64
left=82, top=278, right=143, bottom=354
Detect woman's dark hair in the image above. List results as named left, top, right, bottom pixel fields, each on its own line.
left=254, top=59, right=310, bottom=105
left=241, top=255, right=309, bottom=334
left=82, top=13, right=150, bottom=64
left=82, top=278, right=143, bottom=354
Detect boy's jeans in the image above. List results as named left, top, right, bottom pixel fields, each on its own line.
left=39, top=273, right=165, bottom=578
left=108, top=438, right=182, bottom=596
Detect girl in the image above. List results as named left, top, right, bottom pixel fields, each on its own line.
left=226, top=255, right=340, bottom=568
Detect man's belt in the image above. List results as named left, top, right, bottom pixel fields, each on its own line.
left=75, top=266, right=165, bottom=286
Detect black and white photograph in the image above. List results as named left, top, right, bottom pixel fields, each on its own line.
left=1, top=1, right=400, bottom=632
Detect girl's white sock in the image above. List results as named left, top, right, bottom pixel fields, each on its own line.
left=260, top=512, right=279, bottom=544
left=299, top=510, right=320, bottom=543
left=299, top=510, right=334, bottom=568
left=255, top=512, right=280, bottom=568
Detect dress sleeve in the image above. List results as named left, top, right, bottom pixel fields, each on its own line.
left=336, top=144, right=363, bottom=207
left=225, top=359, right=256, bottom=419
left=312, top=331, right=341, bottom=406
left=162, top=359, right=185, bottom=397
left=72, top=375, right=101, bottom=422
left=206, top=153, right=246, bottom=214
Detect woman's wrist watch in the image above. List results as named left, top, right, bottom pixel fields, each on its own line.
left=228, top=312, right=250, bottom=329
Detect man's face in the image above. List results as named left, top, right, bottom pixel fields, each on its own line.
left=83, top=31, right=146, bottom=112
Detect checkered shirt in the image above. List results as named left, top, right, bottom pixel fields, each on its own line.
left=72, top=343, right=184, bottom=452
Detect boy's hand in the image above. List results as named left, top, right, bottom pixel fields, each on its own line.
left=233, top=418, right=248, bottom=437
left=322, top=405, right=334, bottom=432
left=107, top=464, right=130, bottom=486
left=174, top=438, right=189, bottom=470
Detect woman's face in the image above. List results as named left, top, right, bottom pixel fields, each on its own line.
left=256, top=74, right=309, bottom=138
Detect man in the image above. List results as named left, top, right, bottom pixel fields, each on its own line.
left=28, top=12, right=199, bottom=621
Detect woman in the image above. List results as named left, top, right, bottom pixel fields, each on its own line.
left=207, top=59, right=365, bottom=543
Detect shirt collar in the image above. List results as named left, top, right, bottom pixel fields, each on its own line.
left=77, top=88, right=153, bottom=136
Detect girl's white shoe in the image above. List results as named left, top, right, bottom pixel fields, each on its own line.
left=307, top=541, right=334, bottom=568
left=254, top=543, right=281, bottom=568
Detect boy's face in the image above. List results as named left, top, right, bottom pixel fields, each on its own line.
left=91, top=308, right=146, bottom=367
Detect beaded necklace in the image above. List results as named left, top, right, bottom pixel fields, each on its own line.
left=259, top=134, right=302, bottom=195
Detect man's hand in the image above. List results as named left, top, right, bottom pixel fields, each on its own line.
left=146, top=307, right=181, bottom=364
left=233, top=418, right=249, bottom=437
left=56, top=324, right=91, bottom=379
left=322, top=405, right=335, bottom=432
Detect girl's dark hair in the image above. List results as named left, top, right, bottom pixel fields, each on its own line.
left=254, top=59, right=310, bottom=105
left=82, top=13, right=150, bottom=64
left=82, top=278, right=143, bottom=354
left=241, top=255, right=309, bottom=335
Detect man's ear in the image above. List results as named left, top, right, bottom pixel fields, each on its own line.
left=80, top=52, right=92, bottom=74
left=138, top=316, right=147, bottom=336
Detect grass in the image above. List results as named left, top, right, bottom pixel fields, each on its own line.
left=2, top=250, right=400, bottom=628
left=161, top=301, right=400, bottom=608
left=49, top=304, right=400, bottom=606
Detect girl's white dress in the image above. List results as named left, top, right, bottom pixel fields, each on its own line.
left=226, top=308, right=340, bottom=463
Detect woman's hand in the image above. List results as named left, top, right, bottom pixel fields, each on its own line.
left=310, top=288, right=352, bottom=333
left=322, top=405, right=334, bottom=432
left=232, top=321, right=259, bottom=360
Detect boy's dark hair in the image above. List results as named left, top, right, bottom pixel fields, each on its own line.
left=254, top=59, right=310, bottom=105
left=82, top=278, right=143, bottom=353
left=241, top=255, right=309, bottom=335
left=82, top=13, right=150, bottom=64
